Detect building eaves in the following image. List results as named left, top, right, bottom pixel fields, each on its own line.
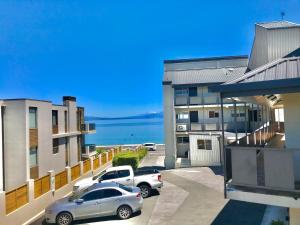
left=164, top=55, right=248, bottom=64
left=0, top=98, right=52, bottom=103
left=256, top=21, right=300, bottom=30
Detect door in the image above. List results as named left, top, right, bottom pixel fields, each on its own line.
left=98, top=188, right=123, bottom=216
left=75, top=190, right=102, bottom=219
left=115, top=170, right=132, bottom=186
left=101, top=171, right=118, bottom=183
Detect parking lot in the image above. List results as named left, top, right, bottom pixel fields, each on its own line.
left=31, top=146, right=266, bottom=225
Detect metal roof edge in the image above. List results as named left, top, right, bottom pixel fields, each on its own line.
left=164, top=55, right=249, bottom=64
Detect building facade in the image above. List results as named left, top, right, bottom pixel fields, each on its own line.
left=209, top=21, right=300, bottom=224
left=0, top=96, right=95, bottom=191
left=163, top=55, right=266, bottom=169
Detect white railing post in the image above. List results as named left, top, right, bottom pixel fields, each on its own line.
left=27, top=179, right=34, bottom=203
left=0, top=191, right=5, bottom=217
left=65, top=166, right=71, bottom=184
left=48, top=170, right=55, bottom=193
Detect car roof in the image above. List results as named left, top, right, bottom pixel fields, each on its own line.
left=106, top=165, right=131, bottom=172
left=88, top=182, right=119, bottom=191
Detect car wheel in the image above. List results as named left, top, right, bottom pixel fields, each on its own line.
left=117, top=205, right=132, bottom=220
left=139, top=184, right=151, bottom=198
left=56, top=212, right=73, bottom=225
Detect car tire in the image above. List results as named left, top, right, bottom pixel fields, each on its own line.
left=56, top=212, right=73, bottom=225
left=139, top=184, right=151, bottom=198
left=117, top=205, right=132, bottom=220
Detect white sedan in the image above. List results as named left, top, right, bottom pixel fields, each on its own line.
left=143, top=143, right=156, bottom=151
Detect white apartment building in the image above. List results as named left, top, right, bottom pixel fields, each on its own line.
left=0, top=96, right=95, bottom=191
left=209, top=21, right=300, bottom=224
left=162, top=55, right=266, bottom=169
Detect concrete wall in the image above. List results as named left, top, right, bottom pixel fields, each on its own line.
left=3, top=100, right=28, bottom=191
left=164, top=84, right=176, bottom=169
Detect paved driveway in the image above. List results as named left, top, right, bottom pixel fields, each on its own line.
left=31, top=146, right=266, bottom=225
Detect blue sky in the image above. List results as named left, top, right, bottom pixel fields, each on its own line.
left=0, top=0, right=300, bottom=116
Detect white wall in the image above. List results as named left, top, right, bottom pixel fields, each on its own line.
left=3, top=100, right=27, bottom=191
left=164, top=84, right=176, bottom=169
left=189, top=134, right=221, bottom=166
left=0, top=103, right=3, bottom=191
left=282, top=93, right=300, bottom=148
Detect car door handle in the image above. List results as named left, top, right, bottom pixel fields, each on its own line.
left=95, top=201, right=101, bottom=205
left=126, top=179, right=130, bottom=181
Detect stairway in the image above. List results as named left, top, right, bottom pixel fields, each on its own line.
left=176, top=157, right=191, bottom=168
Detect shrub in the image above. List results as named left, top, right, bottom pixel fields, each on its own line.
left=112, top=147, right=148, bottom=170
left=270, top=220, right=285, bottom=225
left=113, top=153, right=139, bottom=170
left=96, top=148, right=108, bottom=155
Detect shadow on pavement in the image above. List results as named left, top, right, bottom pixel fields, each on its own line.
left=42, top=211, right=142, bottom=225
left=211, top=200, right=266, bottom=225
left=208, top=166, right=224, bottom=176
left=138, top=166, right=166, bottom=171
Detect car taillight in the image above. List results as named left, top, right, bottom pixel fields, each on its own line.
left=136, top=192, right=141, bottom=198
left=158, top=174, right=162, bottom=182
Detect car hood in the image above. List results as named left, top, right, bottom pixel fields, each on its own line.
left=47, top=196, right=70, bottom=210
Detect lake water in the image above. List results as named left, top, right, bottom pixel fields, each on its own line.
left=85, top=118, right=164, bottom=145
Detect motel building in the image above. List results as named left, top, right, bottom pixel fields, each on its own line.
left=164, top=21, right=300, bottom=223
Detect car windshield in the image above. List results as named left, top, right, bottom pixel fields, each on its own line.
left=117, top=183, right=133, bottom=192
left=68, top=188, right=89, bottom=201
left=92, top=170, right=106, bottom=180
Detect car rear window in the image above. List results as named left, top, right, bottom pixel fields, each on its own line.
left=118, top=170, right=130, bottom=178
left=118, top=183, right=133, bottom=192
left=144, top=144, right=153, bottom=146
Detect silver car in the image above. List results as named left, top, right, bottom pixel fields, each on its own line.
left=45, top=182, right=143, bottom=225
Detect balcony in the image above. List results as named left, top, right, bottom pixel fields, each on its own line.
left=81, top=123, right=96, bottom=134
left=226, top=146, right=300, bottom=199
left=82, top=144, right=97, bottom=158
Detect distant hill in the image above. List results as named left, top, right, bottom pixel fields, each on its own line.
left=85, top=112, right=163, bottom=121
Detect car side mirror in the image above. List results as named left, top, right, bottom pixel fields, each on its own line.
left=98, top=177, right=103, bottom=183
left=75, top=199, right=84, bottom=204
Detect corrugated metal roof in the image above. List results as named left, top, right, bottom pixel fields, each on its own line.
left=164, top=67, right=247, bottom=85
left=257, top=21, right=300, bottom=29
left=225, top=56, right=300, bottom=84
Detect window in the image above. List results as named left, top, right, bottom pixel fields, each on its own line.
left=102, top=171, right=118, bottom=180
left=176, top=112, right=189, bottom=120
left=189, top=87, right=197, bottom=97
left=177, top=136, right=189, bottom=144
left=29, top=107, right=37, bottom=129
left=189, top=111, right=199, bottom=123
left=118, top=170, right=130, bottom=178
left=209, top=111, right=219, bottom=118
left=53, top=138, right=59, bottom=154
left=102, top=189, right=122, bottom=198
left=64, top=111, right=68, bottom=132
left=29, top=147, right=38, bottom=168
left=82, top=190, right=103, bottom=201
left=175, top=88, right=188, bottom=96
left=197, top=139, right=212, bottom=150
left=52, top=110, right=58, bottom=126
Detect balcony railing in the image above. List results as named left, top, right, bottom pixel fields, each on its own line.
left=226, top=146, right=300, bottom=197
left=82, top=144, right=97, bottom=157
left=81, top=123, right=96, bottom=133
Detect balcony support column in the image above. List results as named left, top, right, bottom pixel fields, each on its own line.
left=220, top=94, right=226, bottom=198
left=234, top=100, right=238, bottom=143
